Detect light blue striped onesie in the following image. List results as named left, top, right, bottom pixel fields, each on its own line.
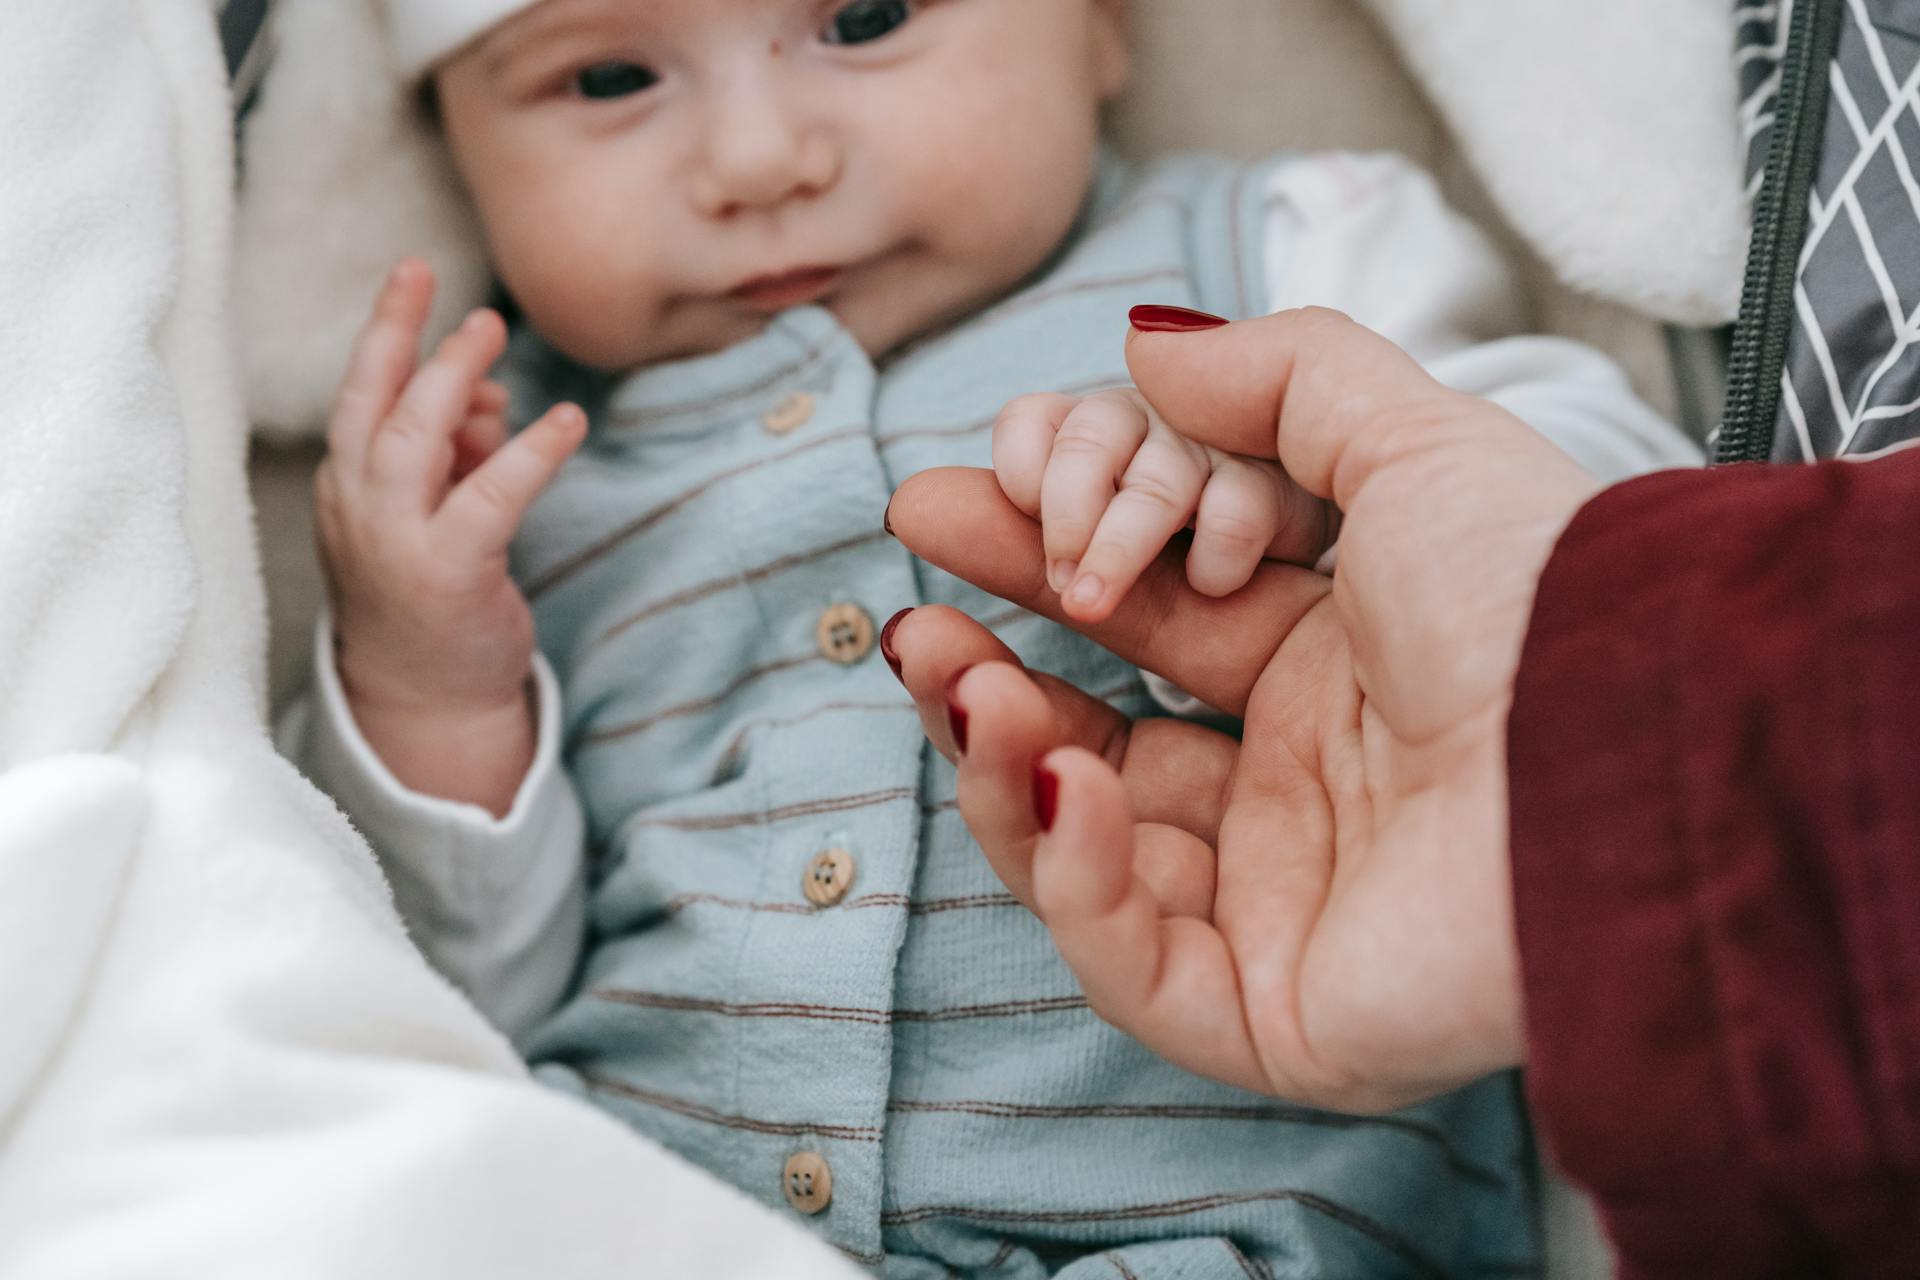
left=292, top=149, right=1703, bottom=1277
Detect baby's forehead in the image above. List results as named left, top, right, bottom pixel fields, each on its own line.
left=492, top=0, right=769, bottom=41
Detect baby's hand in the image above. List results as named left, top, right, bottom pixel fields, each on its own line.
left=315, top=260, right=586, bottom=733
left=993, top=389, right=1321, bottom=622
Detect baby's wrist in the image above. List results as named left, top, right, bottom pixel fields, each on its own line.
left=345, top=683, right=534, bottom=742
left=331, top=625, right=532, bottom=725
left=343, top=681, right=539, bottom=818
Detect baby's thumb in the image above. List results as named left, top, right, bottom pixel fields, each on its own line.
left=1123, top=305, right=1444, bottom=501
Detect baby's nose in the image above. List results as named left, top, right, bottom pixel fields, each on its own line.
left=691, top=88, right=841, bottom=218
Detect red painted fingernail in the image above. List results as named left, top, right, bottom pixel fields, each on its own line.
left=1129, top=304, right=1229, bottom=333
left=1033, top=761, right=1060, bottom=832
left=883, top=497, right=895, bottom=537
left=944, top=665, right=975, bottom=755
left=879, top=608, right=912, bottom=682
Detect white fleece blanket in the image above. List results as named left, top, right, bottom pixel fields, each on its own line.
left=1362, top=0, right=1749, bottom=326
left=0, top=5, right=858, bottom=1275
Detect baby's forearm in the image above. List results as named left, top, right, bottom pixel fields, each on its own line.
left=346, top=686, right=536, bottom=819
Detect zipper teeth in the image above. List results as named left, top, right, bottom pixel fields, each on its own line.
left=1718, top=0, right=1846, bottom=465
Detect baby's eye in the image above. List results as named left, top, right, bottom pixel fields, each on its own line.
left=821, top=0, right=913, bottom=46
left=574, top=61, right=659, bottom=99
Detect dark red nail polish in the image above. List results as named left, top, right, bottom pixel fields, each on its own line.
left=883, top=498, right=895, bottom=537
left=879, top=607, right=911, bottom=682
left=1129, top=304, right=1229, bottom=333
left=1033, top=762, right=1060, bottom=832
left=944, top=665, right=974, bottom=755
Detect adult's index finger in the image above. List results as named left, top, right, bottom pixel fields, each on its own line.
left=888, top=467, right=1330, bottom=717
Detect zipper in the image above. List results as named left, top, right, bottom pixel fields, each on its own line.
left=1716, top=0, right=1846, bottom=465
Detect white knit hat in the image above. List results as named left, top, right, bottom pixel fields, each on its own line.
left=234, top=0, right=540, bottom=440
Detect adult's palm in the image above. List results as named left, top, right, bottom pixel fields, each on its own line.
left=886, top=310, right=1598, bottom=1112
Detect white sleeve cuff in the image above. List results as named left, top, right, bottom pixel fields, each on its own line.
left=1259, top=152, right=1701, bottom=483
left=273, top=613, right=586, bottom=1042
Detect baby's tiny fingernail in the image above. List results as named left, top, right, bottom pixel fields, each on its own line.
left=1065, top=573, right=1104, bottom=609
left=1048, top=560, right=1075, bottom=593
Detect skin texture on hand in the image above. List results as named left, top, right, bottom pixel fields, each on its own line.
left=315, top=260, right=586, bottom=816
left=886, top=308, right=1600, bottom=1111
left=991, top=387, right=1323, bottom=622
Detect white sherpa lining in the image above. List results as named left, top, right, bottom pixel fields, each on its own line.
left=1362, top=0, right=1749, bottom=328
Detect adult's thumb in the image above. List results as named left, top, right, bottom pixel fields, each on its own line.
left=1123, top=306, right=1448, bottom=501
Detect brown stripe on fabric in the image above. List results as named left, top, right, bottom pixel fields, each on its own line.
left=987, top=1241, right=1019, bottom=1270
left=716, top=698, right=915, bottom=764
left=879, top=1100, right=1508, bottom=1189
left=583, top=1073, right=883, bottom=1142
left=978, top=605, right=1032, bottom=631
left=526, top=427, right=867, bottom=598
left=874, top=375, right=1131, bottom=448
left=631, top=787, right=916, bottom=832
left=605, top=336, right=835, bottom=425
left=666, top=891, right=913, bottom=917
left=595, top=990, right=893, bottom=1025
left=583, top=530, right=891, bottom=655
left=1104, top=1253, right=1142, bottom=1280
left=909, top=893, right=1021, bottom=915
left=658, top=891, right=1017, bottom=918
left=577, top=653, right=822, bottom=745
left=1224, top=1241, right=1275, bottom=1280
left=963, top=266, right=1186, bottom=331
left=592, top=990, right=1087, bottom=1025
left=878, top=1190, right=1447, bottom=1280
left=892, top=996, right=1088, bottom=1023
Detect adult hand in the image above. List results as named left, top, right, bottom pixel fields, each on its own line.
left=884, top=308, right=1601, bottom=1112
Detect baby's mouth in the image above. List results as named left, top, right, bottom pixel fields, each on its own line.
left=729, top=265, right=843, bottom=312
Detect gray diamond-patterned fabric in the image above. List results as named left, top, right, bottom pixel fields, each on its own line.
left=1744, top=0, right=1920, bottom=460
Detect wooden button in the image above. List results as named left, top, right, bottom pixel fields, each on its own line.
left=762, top=390, right=815, bottom=435
left=804, top=848, right=857, bottom=907
left=816, top=603, right=875, bottom=665
left=782, top=1152, right=833, bottom=1214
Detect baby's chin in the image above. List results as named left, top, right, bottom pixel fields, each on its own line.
left=533, top=276, right=992, bottom=376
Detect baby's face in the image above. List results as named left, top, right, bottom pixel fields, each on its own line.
left=435, top=0, right=1130, bottom=372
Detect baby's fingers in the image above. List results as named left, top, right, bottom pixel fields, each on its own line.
left=1039, top=391, right=1151, bottom=596
left=450, top=381, right=513, bottom=482
left=991, top=393, right=1075, bottom=517
left=435, top=403, right=588, bottom=557
left=1184, top=458, right=1286, bottom=597
left=1060, top=427, right=1206, bottom=622
left=329, top=259, right=435, bottom=474
left=369, top=308, right=509, bottom=510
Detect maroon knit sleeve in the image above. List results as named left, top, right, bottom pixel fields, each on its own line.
left=1507, top=448, right=1920, bottom=1277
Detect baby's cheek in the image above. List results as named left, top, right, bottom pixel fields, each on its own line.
left=489, top=209, right=663, bottom=370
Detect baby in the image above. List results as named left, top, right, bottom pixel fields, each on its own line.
left=277, top=0, right=1700, bottom=1274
